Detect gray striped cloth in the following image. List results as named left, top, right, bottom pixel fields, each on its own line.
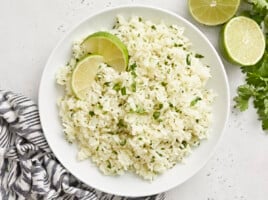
left=0, top=90, right=166, bottom=200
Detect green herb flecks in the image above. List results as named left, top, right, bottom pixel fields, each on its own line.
left=131, top=71, right=137, bottom=78
left=120, top=139, right=127, bottom=146
left=161, top=82, right=168, bottom=87
left=182, top=141, right=188, bottom=148
left=121, top=87, right=127, bottom=95
left=89, top=111, right=95, bottom=116
left=96, top=102, right=103, bottom=109
left=153, top=111, right=161, bottom=120
left=151, top=25, right=156, bottom=30
left=117, top=119, right=126, bottom=128
left=127, top=62, right=137, bottom=72
left=104, top=82, right=110, bottom=86
left=113, top=82, right=122, bottom=92
left=169, top=102, right=174, bottom=108
left=174, top=43, right=183, bottom=47
left=186, top=54, right=191, bottom=65
left=150, top=156, right=155, bottom=163
left=156, top=151, right=163, bottom=157
left=131, top=82, right=136, bottom=92
left=195, top=53, right=204, bottom=58
left=190, top=97, right=202, bottom=106
left=107, top=160, right=112, bottom=169
left=154, top=103, right=163, bottom=110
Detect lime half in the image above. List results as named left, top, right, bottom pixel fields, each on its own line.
left=221, top=16, right=265, bottom=66
left=188, top=0, right=240, bottom=26
left=81, top=31, right=128, bottom=72
left=71, top=54, right=104, bottom=99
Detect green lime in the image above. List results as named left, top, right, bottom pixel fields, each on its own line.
left=81, top=31, right=128, bottom=72
left=71, top=54, right=104, bottom=99
left=221, top=16, right=265, bottom=66
left=188, top=0, right=240, bottom=26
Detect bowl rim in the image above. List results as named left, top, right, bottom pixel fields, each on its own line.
left=38, top=4, right=230, bottom=197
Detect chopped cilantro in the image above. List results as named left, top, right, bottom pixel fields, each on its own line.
left=155, top=103, right=163, bottom=110
left=120, top=139, right=127, bottom=146
left=131, top=71, right=137, bottom=77
left=121, top=87, right=126, bottom=95
left=195, top=53, right=204, bottom=58
left=96, top=102, right=103, bottom=109
left=156, top=151, right=163, bottom=157
left=190, top=97, right=202, bottom=106
left=186, top=54, right=191, bottom=65
left=117, top=119, right=125, bottom=128
left=88, top=111, right=95, bottom=116
left=175, top=107, right=182, bottom=113
left=112, top=150, right=118, bottom=155
left=128, top=62, right=137, bottom=71
left=104, top=82, right=110, bottom=86
left=161, top=82, right=168, bottom=87
left=153, top=111, right=161, bottom=120
left=131, top=82, right=136, bottom=92
left=182, top=141, right=188, bottom=148
left=113, top=82, right=121, bottom=92
left=174, top=43, right=183, bottom=47
left=107, top=160, right=112, bottom=169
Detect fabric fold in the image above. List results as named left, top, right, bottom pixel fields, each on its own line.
left=0, top=90, right=165, bottom=200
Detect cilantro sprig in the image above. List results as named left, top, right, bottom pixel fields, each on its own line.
left=234, top=52, right=268, bottom=130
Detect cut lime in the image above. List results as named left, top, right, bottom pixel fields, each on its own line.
left=188, top=0, right=240, bottom=26
left=81, top=31, right=128, bottom=72
left=221, top=16, right=265, bottom=66
left=71, top=54, right=104, bottom=99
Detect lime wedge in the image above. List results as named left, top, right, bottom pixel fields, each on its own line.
left=221, top=16, right=265, bottom=66
left=81, top=31, right=128, bottom=72
left=188, top=0, right=240, bottom=26
left=71, top=54, right=104, bottom=99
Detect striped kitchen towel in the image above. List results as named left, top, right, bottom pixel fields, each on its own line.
left=0, top=90, right=166, bottom=200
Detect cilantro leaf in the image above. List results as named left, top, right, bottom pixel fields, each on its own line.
left=234, top=52, right=268, bottom=130
left=234, top=84, right=255, bottom=111
left=245, top=0, right=268, bottom=25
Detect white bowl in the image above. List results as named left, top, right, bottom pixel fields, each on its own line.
left=39, top=5, right=230, bottom=197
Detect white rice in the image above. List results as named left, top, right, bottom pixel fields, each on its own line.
left=56, top=16, right=215, bottom=180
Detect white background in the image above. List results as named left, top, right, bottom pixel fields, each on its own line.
left=0, top=0, right=267, bottom=199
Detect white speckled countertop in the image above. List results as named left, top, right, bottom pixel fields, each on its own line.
left=1, top=1, right=268, bottom=199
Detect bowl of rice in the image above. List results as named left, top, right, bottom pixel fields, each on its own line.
left=39, top=5, right=230, bottom=197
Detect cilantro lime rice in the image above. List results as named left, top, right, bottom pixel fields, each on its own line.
left=56, top=16, right=215, bottom=180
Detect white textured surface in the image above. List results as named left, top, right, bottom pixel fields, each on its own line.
left=0, top=0, right=267, bottom=199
